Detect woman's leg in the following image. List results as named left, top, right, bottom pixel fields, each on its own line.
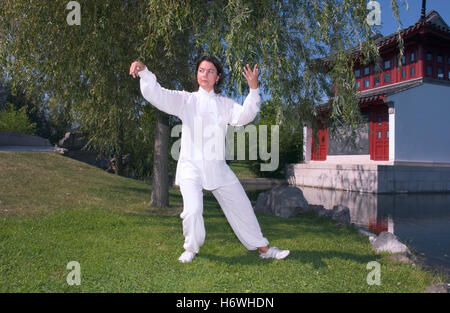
left=212, top=181, right=269, bottom=250
left=179, top=178, right=205, bottom=255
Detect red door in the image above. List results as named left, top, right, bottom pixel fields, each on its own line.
left=311, top=127, right=328, bottom=161
left=370, top=107, right=389, bottom=161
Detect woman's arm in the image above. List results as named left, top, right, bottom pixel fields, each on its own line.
left=130, top=61, right=186, bottom=119
left=229, top=88, right=261, bottom=126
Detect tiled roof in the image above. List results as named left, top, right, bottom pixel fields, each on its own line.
left=321, top=10, right=450, bottom=64
left=319, top=78, right=450, bottom=108
left=372, top=10, right=449, bottom=50
left=357, top=78, right=424, bottom=101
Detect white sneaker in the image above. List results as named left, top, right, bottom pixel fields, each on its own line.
left=259, top=247, right=290, bottom=260
left=178, top=251, right=196, bottom=263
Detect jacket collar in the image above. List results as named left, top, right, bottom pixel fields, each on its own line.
left=197, top=87, right=219, bottom=114
left=198, top=87, right=217, bottom=98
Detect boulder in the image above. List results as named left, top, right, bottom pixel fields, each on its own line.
left=253, top=187, right=350, bottom=225
left=425, top=284, right=449, bottom=293
left=307, top=204, right=332, bottom=218
left=307, top=204, right=351, bottom=225
left=371, top=232, right=411, bottom=255
left=317, top=208, right=333, bottom=218
left=254, top=186, right=309, bottom=218
left=330, top=205, right=351, bottom=225
left=254, top=191, right=270, bottom=215
left=389, top=253, right=415, bottom=265
left=308, top=204, right=326, bottom=214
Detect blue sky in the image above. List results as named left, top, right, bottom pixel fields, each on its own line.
left=377, top=0, right=450, bottom=35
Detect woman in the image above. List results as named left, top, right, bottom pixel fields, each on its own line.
left=129, top=55, right=289, bottom=263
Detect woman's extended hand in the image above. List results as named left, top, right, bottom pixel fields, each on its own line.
left=242, top=64, right=258, bottom=89
left=129, top=61, right=146, bottom=78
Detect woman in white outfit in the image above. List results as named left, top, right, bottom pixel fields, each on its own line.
left=130, top=56, right=289, bottom=263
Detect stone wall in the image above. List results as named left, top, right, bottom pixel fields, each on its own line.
left=286, top=162, right=450, bottom=194
left=0, top=130, right=51, bottom=146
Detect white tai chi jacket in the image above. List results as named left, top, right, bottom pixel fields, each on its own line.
left=139, top=67, right=261, bottom=190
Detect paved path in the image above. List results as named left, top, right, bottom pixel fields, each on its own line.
left=0, top=146, right=56, bottom=152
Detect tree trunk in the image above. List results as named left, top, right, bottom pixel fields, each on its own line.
left=151, top=110, right=170, bottom=208
left=115, top=123, right=125, bottom=176
left=114, top=153, right=124, bottom=176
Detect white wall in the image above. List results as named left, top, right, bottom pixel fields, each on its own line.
left=387, top=82, right=450, bottom=163
left=303, top=125, right=312, bottom=162
left=388, top=106, right=395, bottom=161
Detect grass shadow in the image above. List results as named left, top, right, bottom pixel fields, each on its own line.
left=111, top=185, right=151, bottom=195
left=199, top=249, right=379, bottom=268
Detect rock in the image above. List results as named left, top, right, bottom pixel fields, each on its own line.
left=425, top=284, right=449, bottom=293
left=371, top=232, right=411, bottom=255
left=254, top=188, right=348, bottom=227
left=308, top=204, right=325, bottom=214
left=307, top=204, right=333, bottom=218
left=254, top=192, right=270, bottom=215
left=309, top=204, right=332, bottom=218
left=254, top=186, right=309, bottom=218
left=389, top=253, right=415, bottom=265
left=307, top=204, right=351, bottom=225
left=317, top=208, right=333, bottom=218
left=330, top=205, right=351, bottom=225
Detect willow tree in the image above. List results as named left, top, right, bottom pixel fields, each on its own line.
left=0, top=0, right=194, bottom=207
left=0, top=0, right=403, bottom=207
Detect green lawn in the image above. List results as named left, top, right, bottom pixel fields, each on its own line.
left=228, top=161, right=259, bottom=179
left=0, top=152, right=439, bottom=292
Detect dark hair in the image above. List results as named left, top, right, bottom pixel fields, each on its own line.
left=194, top=55, right=224, bottom=94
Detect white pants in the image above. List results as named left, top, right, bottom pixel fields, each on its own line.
left=179, top=179, right=269, bottom=253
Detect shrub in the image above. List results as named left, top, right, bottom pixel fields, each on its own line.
left=0, top=102, right=36, bottom=134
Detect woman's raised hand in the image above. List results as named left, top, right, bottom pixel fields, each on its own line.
left=242, top=64, right=258, bottom=90
left=129, top=61, right=146, bottom=78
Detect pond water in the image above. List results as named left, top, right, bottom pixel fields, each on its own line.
left=245, top=185, right=450, bottom=273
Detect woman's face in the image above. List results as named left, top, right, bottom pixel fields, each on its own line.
left=197, top=60, right=220, bottom=92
